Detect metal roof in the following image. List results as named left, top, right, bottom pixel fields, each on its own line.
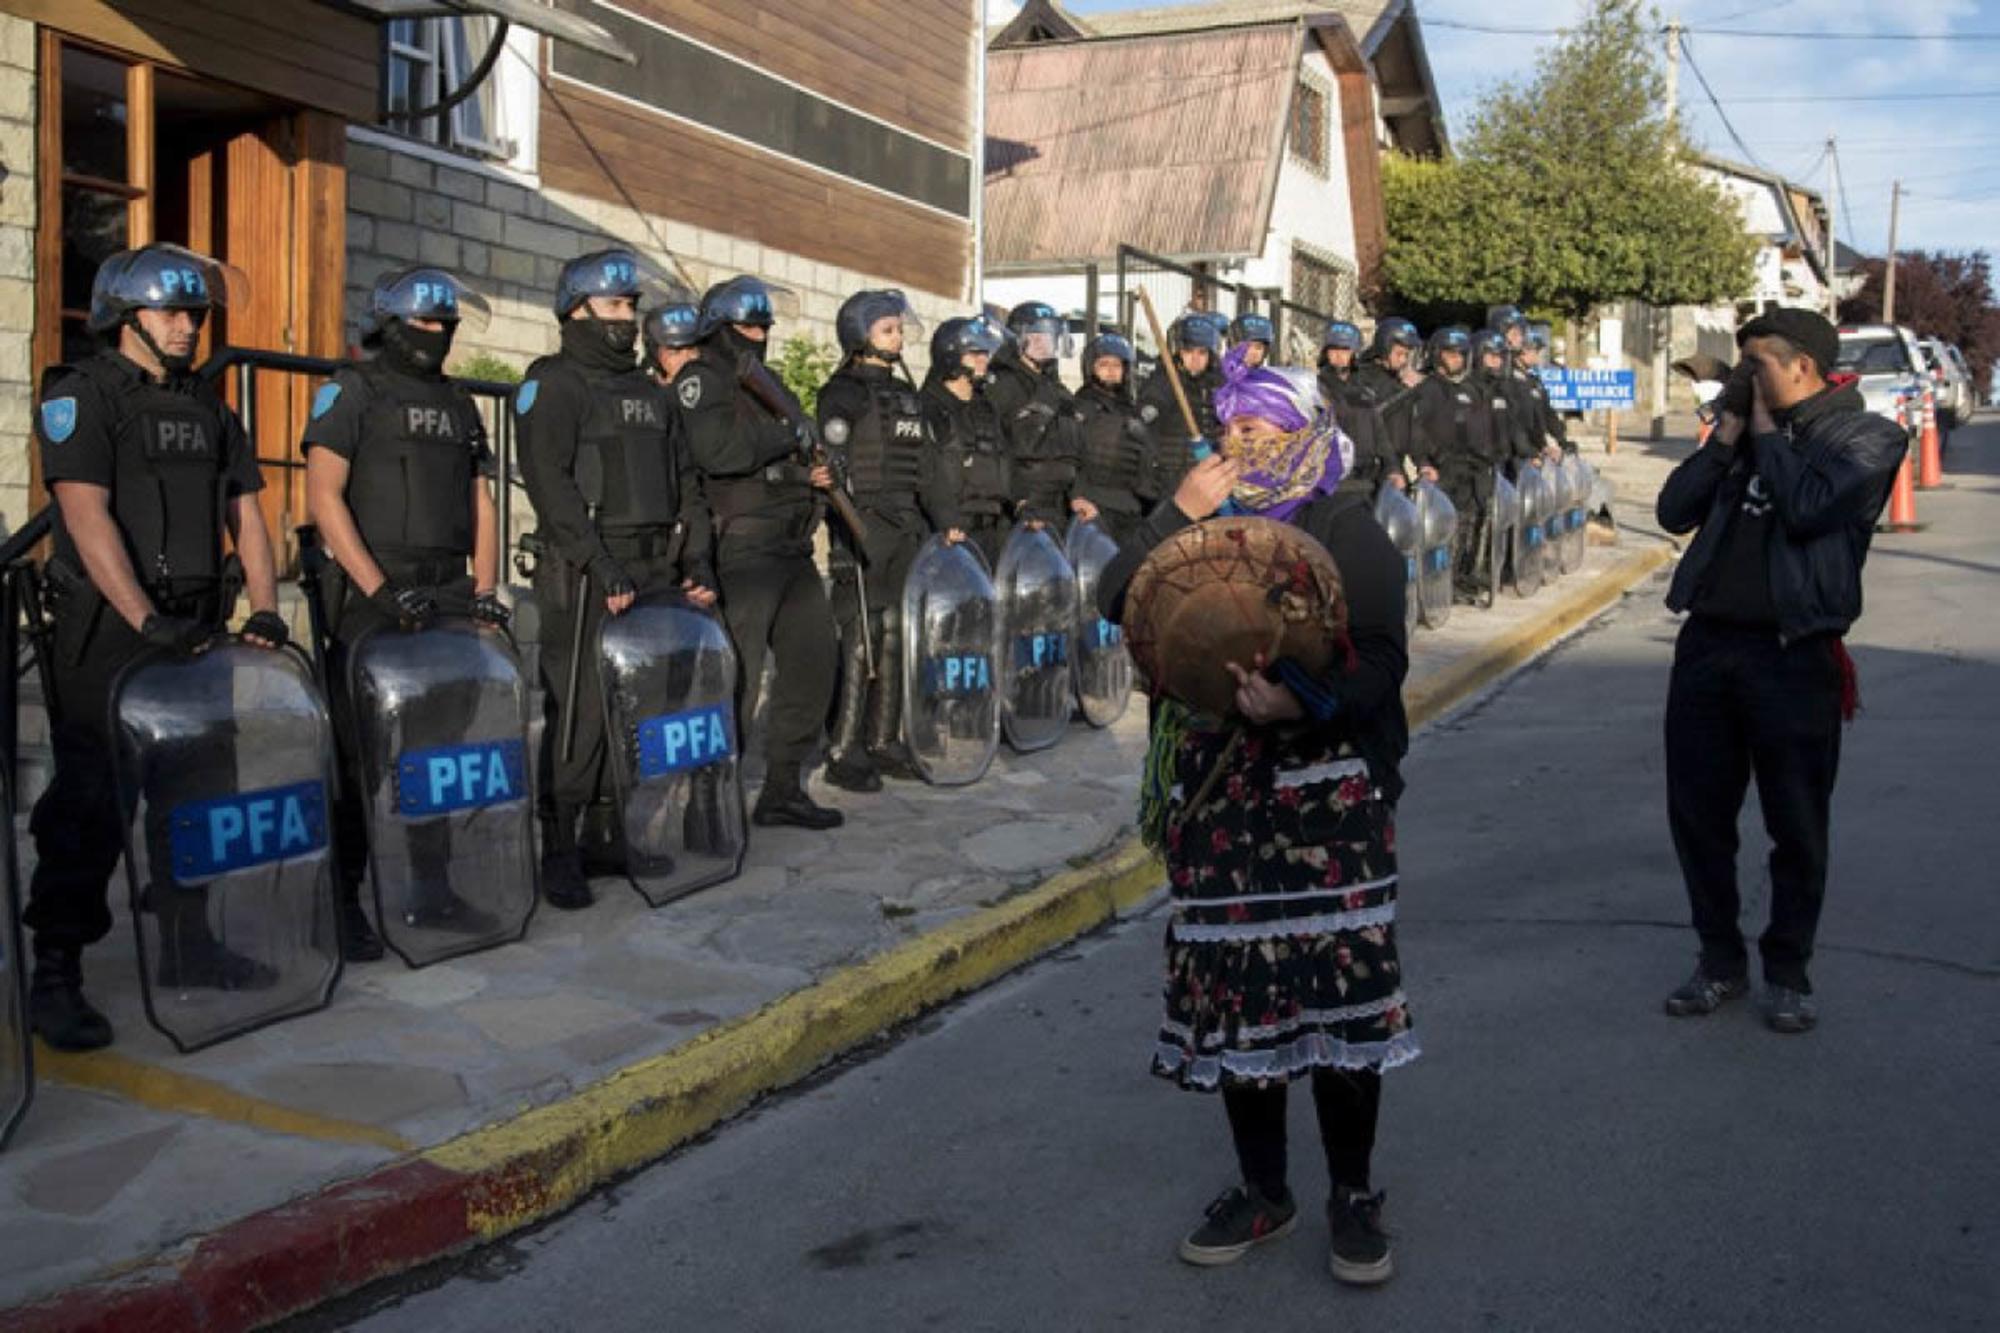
left=1081, top=0, right=1401, bottom=53
left=984, top=23, right=1304, bottom=268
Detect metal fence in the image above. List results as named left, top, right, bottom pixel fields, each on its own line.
left=1112, top=245, right=1258, bottom=355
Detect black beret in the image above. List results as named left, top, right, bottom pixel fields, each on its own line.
left=1737, top=308, right=1839, bottom=376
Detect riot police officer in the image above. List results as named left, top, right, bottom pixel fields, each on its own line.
left=1472, top=327, right=1536, bottom=476
left=1410, top=326, right=1501, bottom=600
left=921, top=316, right=1015, bottom=570
left=987, top=301, right=1087, bottom=527
left=642, top=301, right=704, bottom=387
left=675, top=276, right=843, bottom=830
left=26, top=244, right=290, bottom=1050
left=302, top=266, right=505, bottom=956
left=1354, top=316, right=1424, bottom=488
left=817, top=290, right=961, bottom=793
left=516, top=250, right=718, bottom=908
left=1072, top=332, right=1151, bottom=547
left=1516, top=325, right=1573, bottom=457
left=1137, top=310, right=1226, bottom=490
left=1485, top=306, right=1547, bottom=472
left=1317, top=320, right=1400, bottom=499
left=1229, top=312, right=1275, bottom=369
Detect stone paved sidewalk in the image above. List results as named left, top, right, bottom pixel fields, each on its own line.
left=0, top=426, right=1694, bottom=1311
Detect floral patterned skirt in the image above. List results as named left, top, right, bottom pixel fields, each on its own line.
left=1152, top=726, right=1418, bottom=1092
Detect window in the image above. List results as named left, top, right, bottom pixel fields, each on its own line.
left=1834, top=336, right=1910, bottom=376
left=384, top=17, right=513, bottom=160
left=1289, top=78, right=1329, bottom=174
left=1289, top=245, right=1357, bottom=321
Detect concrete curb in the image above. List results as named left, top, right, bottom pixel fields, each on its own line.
left=8, top=540, right=1674, bottom=1332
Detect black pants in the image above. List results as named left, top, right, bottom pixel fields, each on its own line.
left=962, top=515, right=1011, bottom=572
left=1223, top=1069, right=1382, bottom=1199
left=1444, top=467, right=1493, bottom=594
left=26, top=589, right=224, bottom=953
left=1665, top=616, right=1844, bottom=992
left=716, top=543, right=837, bottom=778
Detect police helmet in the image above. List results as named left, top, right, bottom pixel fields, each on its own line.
left=1486, top=304, right=1529, bottom=338
left=555, top=249, right=646, bottom=319
left=1526, top=321, right=1552, bottom=352
left=1082, top=332, right=1135, bottom=382
left=930, top=315, right=1006, bottom=379
left=644, top=302, right=702, bottom=355
left=1472, top=327, right=1507, bottom=363
left=1427, top=325, right=1472, bottom=362
left=1321, top=321, right=1363, bottom=354
left=696, top=275, right=778, bottom=340
left=87, top=244, right=241, bottom=334
left=370, top=266, right=490, bottom=334
left=1369, top=317, right=1422, bottom=360
left=1229, top=313, right=1275, bottom=347
left=1006, top=301, right=1074, bottom=360
left=836, top=289, right=924, bottom=359
left=1169, top=311, right=1227, bottom=353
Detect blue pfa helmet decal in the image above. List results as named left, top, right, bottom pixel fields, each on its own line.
left=310, top=383, right=342, bottom=421
left=40, top=397, right=78, bottom=444
left=515, top=379, right=540, bottom=415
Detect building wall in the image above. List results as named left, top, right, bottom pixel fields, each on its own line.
left=1238, top=46, right=1358, bottom=302
left=0, top=13, right=35, bottom=533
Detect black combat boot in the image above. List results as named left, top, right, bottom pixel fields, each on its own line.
left=577, top=798, right=628, bottom=877
left=865, top=620, right=920, bottom=782
left=539, top=809, right=594, bottom=911
left=152, top=894, right=280, bottom=992
left=337, top=878, right=384, bottom=962
left=753, top=766, right=844, bottom=830
left=682, top=769, right=730, bottom=857
left=28, top=938, right=113, bottom=1051
left=823, top=627, right=881, bottom=793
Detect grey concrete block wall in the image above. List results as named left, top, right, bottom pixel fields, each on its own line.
left=0, top=15, right=38, bottom=535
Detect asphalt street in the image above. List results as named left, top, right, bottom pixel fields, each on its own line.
left=322, top=424, right=2000, bottom=1333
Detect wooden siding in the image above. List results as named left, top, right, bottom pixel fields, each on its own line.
left=0, top=0, right=379, bottom=123
left=573, top=0, right=973, bottom=151
left=540, top=78, right=970, bottom=298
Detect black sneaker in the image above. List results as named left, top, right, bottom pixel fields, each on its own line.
left=1327, top=1187, right=1395, bottom=1286
left=1663, top=967, right=1750, bottom=1017
left=1763, top=985, right=1818, bottom=1034
left=1177, top=1184, right=1297, bottom=1267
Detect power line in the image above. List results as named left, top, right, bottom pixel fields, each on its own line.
left=1829, top=139, right=1863, bottom=251
left=1419, top=11, right=2000, bottom=41
left=1678, top=34, right=1768, bottom=171
left=1721, top=90, right=2000, bottom=103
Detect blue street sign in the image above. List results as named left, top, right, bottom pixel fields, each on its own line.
left=1538, top=367, right=1636, bottom=411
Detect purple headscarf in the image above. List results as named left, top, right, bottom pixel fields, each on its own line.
left=1211, top=344, right=1349, bottom=521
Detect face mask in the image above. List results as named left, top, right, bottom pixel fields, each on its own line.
left=600, top=318, right=639, bottom=356
left=721, top=325, right=768, bottom=364
left=385, top=321, right=455, bottom=375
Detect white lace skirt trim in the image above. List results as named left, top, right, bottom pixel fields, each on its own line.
left=1159, top=991, right=1407, bottom=1048
left=1170, top=875, right=1397, bottom=912
left=1167, top=902, right=1398, bottom=943
left=1153, top=1030, right=1422, bottom=1089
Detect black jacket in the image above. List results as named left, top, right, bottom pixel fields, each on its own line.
left=1658, top=384, right=1907, bottom=643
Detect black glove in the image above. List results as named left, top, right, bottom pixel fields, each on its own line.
left=470, top=590, right=511, bottom=628
left=241, top=609, right=290, bottom=648
left=140, top=613, right=213, bottom=656
left=1714, top=360, right=1756, bottom=421
left=370, top=580, right=438, bottom=630
left=589, top=556, right=636, bottom=600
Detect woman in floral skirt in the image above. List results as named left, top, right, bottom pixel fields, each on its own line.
left=1098, top=346, right=1414, bottom=1284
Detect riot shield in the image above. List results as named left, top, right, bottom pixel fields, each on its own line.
left=1414, top=480, right=1458, bottom=630
left=1560, top=454, right=1591, bottom=573
left=901, top=535, right=1001, bottom=785
left=1492, top=468, right=1521, bottom=599
left=1372, top=484, right=1421, bottom=639
left=349, top=620, right=536, bottom=967
left=1065, top=519, right=1132, bottom=729
left=111, top=643, right=341, bottom=1053
left=995, top=525, right=1079, bottom=753
left=1, top=770, right=31, bottom=1149
left=1544, top=460, right=1573, bottom=581
left=598, top=594, right=746, bottom=907
left=1517, top=464, right=1550, bottom=597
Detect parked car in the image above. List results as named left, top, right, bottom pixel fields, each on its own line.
left=1943, top=343, right=1978, bottom=424
left=1835, top=324, right=1926, bottom=446
left=1917, top=337, right=1972, bottom=431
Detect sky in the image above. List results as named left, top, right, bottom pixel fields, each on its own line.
left=989, top=0, right=2000, bottom=261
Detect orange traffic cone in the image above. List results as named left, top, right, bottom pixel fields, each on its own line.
left=1882, top=421, right=1920, bottom=533
left=1917, top=388, right=1944, bottom=489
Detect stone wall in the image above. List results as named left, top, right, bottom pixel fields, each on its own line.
left=0, top=16, right=38, bottom=535
left=343, top=130, right=967, bottom=383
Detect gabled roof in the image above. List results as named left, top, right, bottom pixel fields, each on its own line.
left=1082, top=0, right=1400, bottom=52
left=984, top=23, right=1307, bottom=268
left=1692, top=150, right=1830, bottom=281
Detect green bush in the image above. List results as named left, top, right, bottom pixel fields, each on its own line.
left=771, top=334, right=838, bottom=415
left=453, top=351, right=523, bottom=386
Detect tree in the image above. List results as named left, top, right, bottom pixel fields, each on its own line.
left=1839, top=250, right=2000, bottom=396
left=1379, top=0, right=1755, bottom=329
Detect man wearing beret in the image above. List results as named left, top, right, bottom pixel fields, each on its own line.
left=1654, top=308, right=1907, bottom=1034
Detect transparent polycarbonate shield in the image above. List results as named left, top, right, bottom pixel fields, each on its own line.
left=1065, top=519, right=1132, bottom=729
left=1515, top=465, right=1548, bottom=597
left=1492, top=468, right=1521, bottom=597
left=995, top=526, right=1080, bottom=753
left=901, top=535, right=1001, bottom=785
left=1561, top=454, right=1591, bottom=573
left=1414, top=480, right=1458, bottom=630
left=112, top=643, right=340, bottom=1052
left=1373, top=483, right=1421, bottom=638
left=1544, top=461, right=1573, bottom=581
left=350, top=620, right=535, bottom=967
left=598, top=594, right=746, bottom=907
left=0, top=771, right=31, bottom=1149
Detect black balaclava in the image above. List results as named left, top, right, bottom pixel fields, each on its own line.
left=719, top=324, right=769, bottom=365
left=382, top=319, right=455, bottom=377
left=562, top=313, right=639, bottom=370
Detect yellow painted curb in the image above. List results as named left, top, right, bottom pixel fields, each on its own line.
left=35, top=1043, right=412, bottom=1153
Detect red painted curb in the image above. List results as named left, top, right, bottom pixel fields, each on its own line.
left=8, top=1158, right=476, bottom=1333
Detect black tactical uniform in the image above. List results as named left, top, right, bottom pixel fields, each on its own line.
left=677, top=277, right=841, bottom=830
left=921, top=328, right=1014, bottom=571
left=817, top=342, right=955, bottom=791
left=1516, top=356, right=1572, bottom=456
left=1072, top=333, right=1156, bottom=548
left=518, top=259, right=717, bottom=904
left=1136, top=348, right=1222, bottom=493
left=1410, top=328, right=1500, bottom=597
left=1353, top=318, right=1423, bottom=493
left=987, top=341, right=1083, bottom=525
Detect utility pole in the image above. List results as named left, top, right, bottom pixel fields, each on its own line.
left=1651, top=18, right=1682, bottom=439
left=1825, top=136, right=1840, bottom=320
left=1883, top=180, right=1902, bottom=325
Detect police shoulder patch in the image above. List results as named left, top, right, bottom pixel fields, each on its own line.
left=515, top=379, right=540, bottom=415
left=822, top=417, right=850, bottom=446
left=1139, top=404, right=1159, bottom=423
left=39, top=396, right=78, bottom=444
left=677, top=376, right=702, bottom=410
left=310, top=382, right=342, bottom=421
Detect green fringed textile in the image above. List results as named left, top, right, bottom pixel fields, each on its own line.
left=1138, top=698, right=1192, bottom=853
